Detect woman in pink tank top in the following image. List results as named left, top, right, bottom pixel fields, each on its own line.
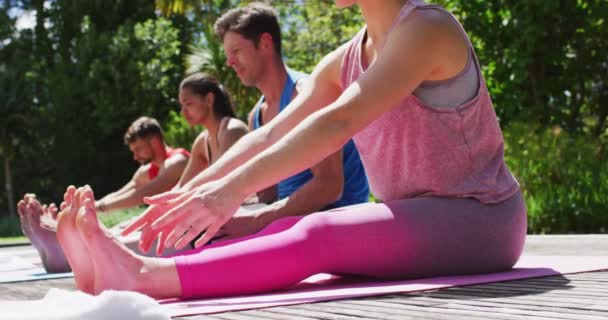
left=55, top=0, right=527, bottom=298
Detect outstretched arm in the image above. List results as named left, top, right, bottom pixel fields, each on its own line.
left=179, top=45, right=348, bottom=192
left=95, top=166, right=149, bottom=212
left=220, top=149, right=345, bottom=240
left=224, top=14, right=449, bottom=200
left=98, top=155, right=188, bottom=212
left=129, top=12, right=457, bottom=251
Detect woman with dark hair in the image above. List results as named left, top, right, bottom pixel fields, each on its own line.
left=176, top=73, right=248, bottom=187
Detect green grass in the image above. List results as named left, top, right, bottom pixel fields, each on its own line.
left=0, top=207, right=145, bottom=242
left=0, top=236, right=28, bottom=245
left=98, top=207, right=145, bottom=228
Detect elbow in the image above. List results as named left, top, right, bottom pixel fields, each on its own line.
left=263, top=124, right=282, bottom=147
left=324, top=107, right=357, bottom=149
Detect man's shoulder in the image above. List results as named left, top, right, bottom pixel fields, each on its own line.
left=164, top=147, right=190, bottom=166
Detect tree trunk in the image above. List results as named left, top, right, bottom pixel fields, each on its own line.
left=4, top=153, right=16, bottom=217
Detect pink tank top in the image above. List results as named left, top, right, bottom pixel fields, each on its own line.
left=340, top=0, right=519, bottom=203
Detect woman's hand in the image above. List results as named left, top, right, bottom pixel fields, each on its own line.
left=154, top=179, right=243, bottom=252
left=120, top=190, right=183, bottom=253
left=125, top=179, right=244, bottom=255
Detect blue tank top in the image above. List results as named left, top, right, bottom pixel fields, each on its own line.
left=252, top=68, right=370, bottom=207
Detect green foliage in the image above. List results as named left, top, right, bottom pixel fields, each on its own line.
left=0, top=215, right=22, bottom=237
left=504, top=123, right=608, bottom=233
left=164, top=110, right=202, bottom=149
left=1, top=1, right=606, bottom=234
left=0, top=1, right=192, bottom=208
left=436, top=0, right=608, bottom=137
left=278, top=2, right=363, bottom=73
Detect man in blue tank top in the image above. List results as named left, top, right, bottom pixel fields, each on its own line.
left=213, top=2, right=369, bottom=240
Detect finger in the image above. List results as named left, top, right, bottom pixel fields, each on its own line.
left=144, top=191, right=181, bottom=205
left=174, top=212, right=212, bottom=250
left=121, top=204, right=163, bottom=236
left=121, top=212, right=151, bottom=236
left=156, top=229, right=171, bottom=256
left=121, top=192, right=188, bottom=236
left=194, top=222, right=223, bottom=248
left=163, top=208, right=200, bottom=249
left=138, top=224, right=157, bottom=253
left=150, top=196, right=194, bottom=230
left=174, top=221, right=206, bottom=250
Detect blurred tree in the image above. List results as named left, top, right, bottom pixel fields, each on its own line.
left=0, top=33, right=34, bottom=217
left=435, top=0, right=607, bottom=137
left=0, top=0, right=192, bottom=207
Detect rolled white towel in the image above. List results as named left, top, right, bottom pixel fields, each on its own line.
left=0, top=289, right=170, bottom=320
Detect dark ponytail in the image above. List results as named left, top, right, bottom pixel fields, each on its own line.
left=180, top=73, right=236, bottom=118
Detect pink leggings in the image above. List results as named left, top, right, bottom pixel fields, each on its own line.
left=173, top=192, right=526, bottom=298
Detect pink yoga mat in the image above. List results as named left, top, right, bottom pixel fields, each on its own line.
left=162, top=255, right=608, bottom=317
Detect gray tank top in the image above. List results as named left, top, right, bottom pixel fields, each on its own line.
left=412, top=9, right=480, bottom=108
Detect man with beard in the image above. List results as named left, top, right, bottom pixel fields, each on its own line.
left=95, top=116, right=190, bottom=213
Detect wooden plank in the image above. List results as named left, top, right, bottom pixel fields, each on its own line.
left=0, top=278, right=75, bottom=300
left=174, top=315, right=225, bottom=320
left=1, top=237, right=606, bottom=320
left=289, top=303, right=421, bottom=320
left=419, top=288, right=608, bottom=306
left=262, top=306, right=369, bottom=320
left=234, top=309, right=320, bottom=320
left=353, top=296, right=608, bottom=319
left=325, top=300, right=557, bottom=320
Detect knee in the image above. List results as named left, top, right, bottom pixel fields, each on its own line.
left=291, top=212, right=335, bottom=241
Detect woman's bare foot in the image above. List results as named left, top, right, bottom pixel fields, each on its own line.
left=56, top=186, right=96, bottom=293
left=17, top=194, right=70, bottom=273
left=75, top=185, right=181, bottom=297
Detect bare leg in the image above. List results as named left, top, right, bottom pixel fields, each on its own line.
left=17, top=194, right=70, bottom=273
left=68, top=185, right=181, bottom=297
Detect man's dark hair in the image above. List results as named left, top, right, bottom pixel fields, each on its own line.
left=123, top=116, right=164, bottom=144
left=214, top=2, right=282, bottom=56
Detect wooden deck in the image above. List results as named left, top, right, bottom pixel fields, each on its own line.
left=1, top=235, right=607, bottom=319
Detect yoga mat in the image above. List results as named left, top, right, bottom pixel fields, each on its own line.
left=162, top=255, right=608, bottom=317
left=0, top=252, right=73, bottom=283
